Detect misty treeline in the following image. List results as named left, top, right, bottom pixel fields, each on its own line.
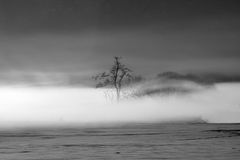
left=92, top=57, right=202, bottom=101
left=93, top=57, right=143, bottom=101
left=93, top=57, right=236, bottom=101
left=93, top=56, right=204, bottom=101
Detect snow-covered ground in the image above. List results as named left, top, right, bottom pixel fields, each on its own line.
left=0, top=123, right=239, bottom=160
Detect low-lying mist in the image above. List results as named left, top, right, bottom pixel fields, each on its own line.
left=0, top=82, right=239, bottom=128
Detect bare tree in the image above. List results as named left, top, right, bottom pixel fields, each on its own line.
left=93, top=57, right=133, bottom=101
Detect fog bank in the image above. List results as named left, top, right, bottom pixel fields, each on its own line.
left=0, top=83, right=239, bottom=128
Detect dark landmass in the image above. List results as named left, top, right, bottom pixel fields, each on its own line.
left=133, top=72, right=240, bottom=97
left=207, top=129, right=240, bottom=136
left=157, top=72, right=240, bottom=84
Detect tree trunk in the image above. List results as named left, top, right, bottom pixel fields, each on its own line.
left=115, top=86, right=120, bottom=101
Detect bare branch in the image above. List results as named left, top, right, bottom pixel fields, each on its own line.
left=93, top=57, right=135, bottom=101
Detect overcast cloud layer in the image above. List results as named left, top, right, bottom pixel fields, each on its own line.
left=0, top=0, right=240, bottom=85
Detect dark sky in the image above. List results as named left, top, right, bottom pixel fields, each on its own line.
left=0, top=0, right=240, bottom=85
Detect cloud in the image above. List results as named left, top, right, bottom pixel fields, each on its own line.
left=1, top=21, right=240, bottom=79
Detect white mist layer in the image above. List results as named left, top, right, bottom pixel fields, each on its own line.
left=0, top=83, right=239, bottom=128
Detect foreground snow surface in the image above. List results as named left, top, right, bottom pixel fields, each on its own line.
left=0, top=123, right=239, bottom=160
